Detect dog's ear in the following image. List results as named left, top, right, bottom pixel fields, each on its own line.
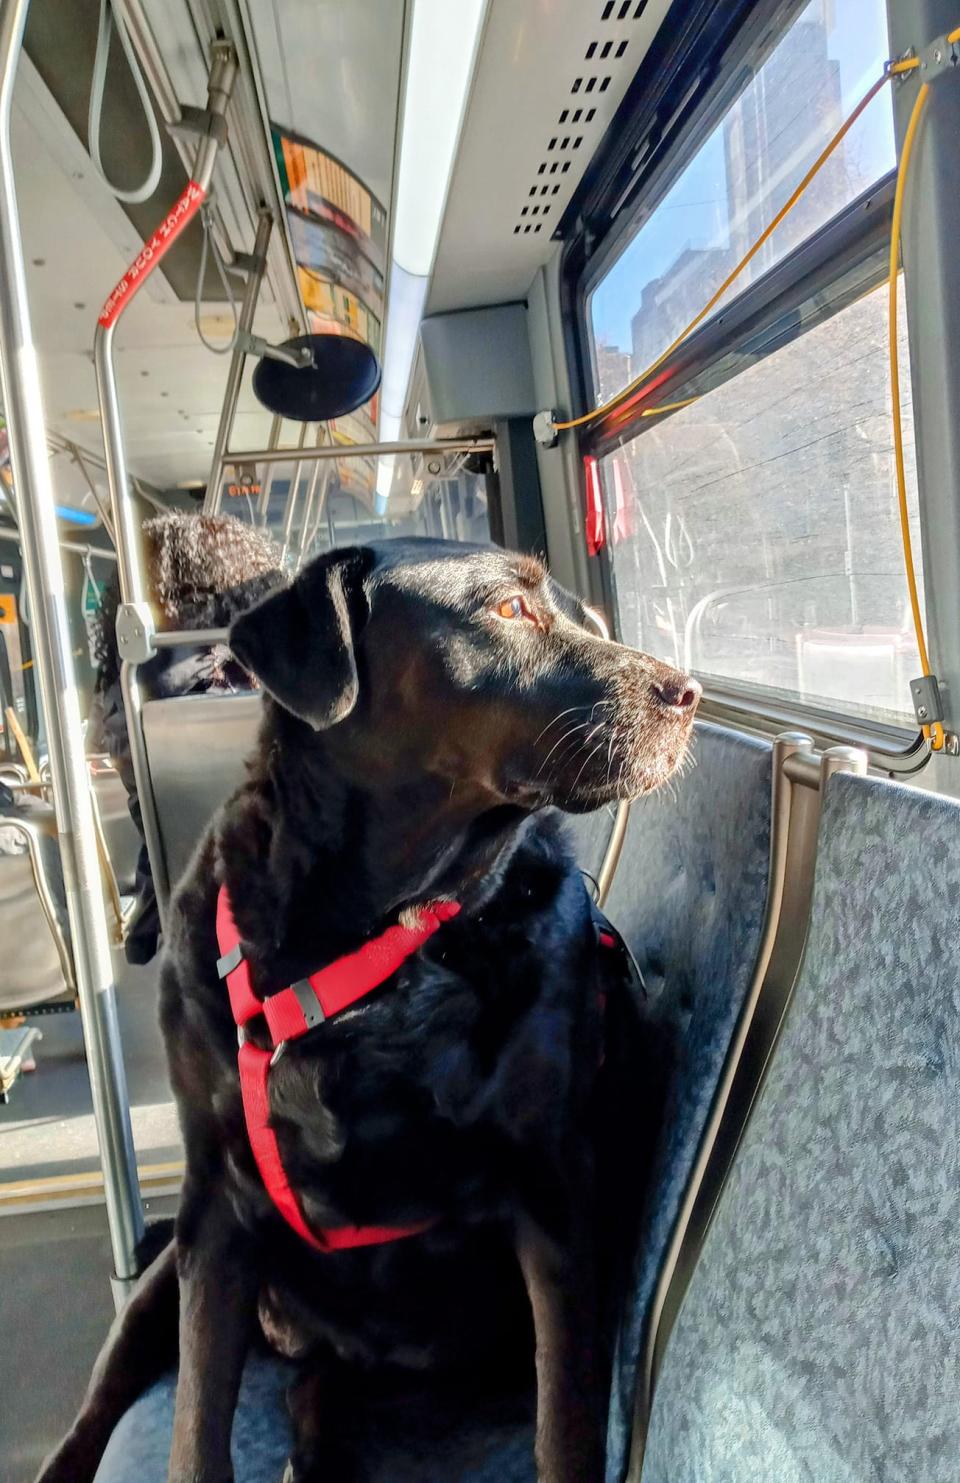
left=229, top=548, right=372, bottom=730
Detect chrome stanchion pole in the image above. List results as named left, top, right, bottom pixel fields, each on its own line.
left=0, top=0, right=143, bottom=1287
left=279, top=421, right=310, bottom=566
left=203, top=207, right=273, bottom=515
left=256, top=413, right=282, bottom=527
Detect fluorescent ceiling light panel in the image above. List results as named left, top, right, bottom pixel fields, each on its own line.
left=379, top=267, right=428, bottom=428
left=375, top=0, right=487, bottom=473
left=391, top=0, right=488, bottom=278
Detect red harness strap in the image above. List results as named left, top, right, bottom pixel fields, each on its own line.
left=215, top=886, right=460, bottom=1253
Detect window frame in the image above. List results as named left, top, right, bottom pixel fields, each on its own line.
left=560, top=0, right=927, bottom=766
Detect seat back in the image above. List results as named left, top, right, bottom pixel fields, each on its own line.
left=0, top=798, right=71, bottom=1010
left=560, top=804, right=617, bottom=888
left=603, top=720, right=774, bottom=1480
left=142, top=690, right=619, bottom=906
left=141, top=691, right=261, bottom=896
left=643, top=772, right=960, bottom=1482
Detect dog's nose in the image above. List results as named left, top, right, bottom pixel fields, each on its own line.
left=652, top=673, right=702, bottom=713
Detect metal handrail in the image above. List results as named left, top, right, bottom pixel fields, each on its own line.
left=223, top=436, right=497, bottom=467
left=0, top=525, right=117, bottom=562
left=581, top=603, right=632, bottom=908
left=278, top=420, right=310, bottom=565
left=0, top=0, right=142, bottom=1288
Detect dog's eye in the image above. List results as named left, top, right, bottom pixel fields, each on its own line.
left=497, top=596, right=531, bottom=621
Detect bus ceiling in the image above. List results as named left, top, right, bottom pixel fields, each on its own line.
left=0, top=0, right=669, bottom=503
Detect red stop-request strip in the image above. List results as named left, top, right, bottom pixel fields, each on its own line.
left=97, top=179, right=208, bottom=330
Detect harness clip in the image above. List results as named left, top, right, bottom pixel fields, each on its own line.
left=217, top=942, right=244, bottom=980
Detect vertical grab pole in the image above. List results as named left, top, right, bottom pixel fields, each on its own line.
left=293, top=426, right=328, bottom=570
left=93, top=40, right=238, bottom=922
left=256, top=413, right=283, bottom=527
left=279, top=421, right=310, bottom=566
left=0, top=0, right=143, bottom=1285
left=204, top=206, right=273, bottom=515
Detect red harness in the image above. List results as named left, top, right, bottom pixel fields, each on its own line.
left=215, top=886, right=460, bottom=1252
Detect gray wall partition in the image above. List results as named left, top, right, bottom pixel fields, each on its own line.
left=527, top=259, right=592, bottom=599
left=888, top=1, right=960, bottom=781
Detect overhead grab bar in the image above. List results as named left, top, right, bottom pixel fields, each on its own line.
left=223, top=437, right=496, bottom=467
left=0, top=0, right=143, bottom=1291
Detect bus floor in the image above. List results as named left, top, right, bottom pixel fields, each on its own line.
left=3, top=1194, right=178, bottom=1483
left=0, top=953, right=183, bottom=1187
left=0, top=952, right=182, bottom=1480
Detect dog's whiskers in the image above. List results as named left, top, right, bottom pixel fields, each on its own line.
left=537, top=719, right=592, bottom=777
left=532, top=704, right=590, bottom=748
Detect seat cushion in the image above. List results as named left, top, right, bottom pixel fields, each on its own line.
left=603, top=720, right=772, bottom=1480
left=94, top=1352, right=536, bottom=1483
left=642, top=773, right=960, bottom=1482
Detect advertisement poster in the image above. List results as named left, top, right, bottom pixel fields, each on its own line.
left=273, top=127, right=387, bottom=500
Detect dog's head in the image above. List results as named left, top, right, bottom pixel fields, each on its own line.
left=230, top=540, right=699, bottom=811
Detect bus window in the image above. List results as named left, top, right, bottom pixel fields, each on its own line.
left=581, top=0, right=921, bottom=737
left=221, top=450, right=491, bottom=560
left=595, top=276, right=921, bottom=730
left=589, top=0, right=897, bottom=403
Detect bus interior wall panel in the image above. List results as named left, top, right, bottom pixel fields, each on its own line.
left=419, top=304, right=537, bottom=430
left=888, top=0, right=960, bottom=788
left=526, top=263, right=590, bottom=600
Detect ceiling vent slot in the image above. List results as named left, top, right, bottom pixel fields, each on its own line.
left=602, top=0, right=647, bottom=16
left=510, top=0, right=649, bottom=239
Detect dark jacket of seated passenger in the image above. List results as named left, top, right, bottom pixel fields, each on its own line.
left=89, top=513, right=283, bottom=965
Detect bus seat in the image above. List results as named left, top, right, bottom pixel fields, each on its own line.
left=642, top=771, right=960, bottom=1482
left=141, top=691, right=262, bottom=896
left=142, top=690, right=617, bottom=907
left=94, top=1350, right=536, bottom=1483
left=0, top=793, right=74, bottom=1011
left=602, top=719, right=773, bottom=1480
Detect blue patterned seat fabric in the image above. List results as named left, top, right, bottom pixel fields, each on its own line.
left=94, top=1351, right=537, bottom=1482
left=93, top=721, right=774, bottom=1482
left=642, top=772, right=960, bottom=1483
left=602, top=721, right=773, bottom=1482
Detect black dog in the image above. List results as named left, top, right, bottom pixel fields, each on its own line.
left=39, top=540, right=699, bottom=1483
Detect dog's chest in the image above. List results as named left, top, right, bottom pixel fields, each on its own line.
left=267, top=936, right=580, bottom=1219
